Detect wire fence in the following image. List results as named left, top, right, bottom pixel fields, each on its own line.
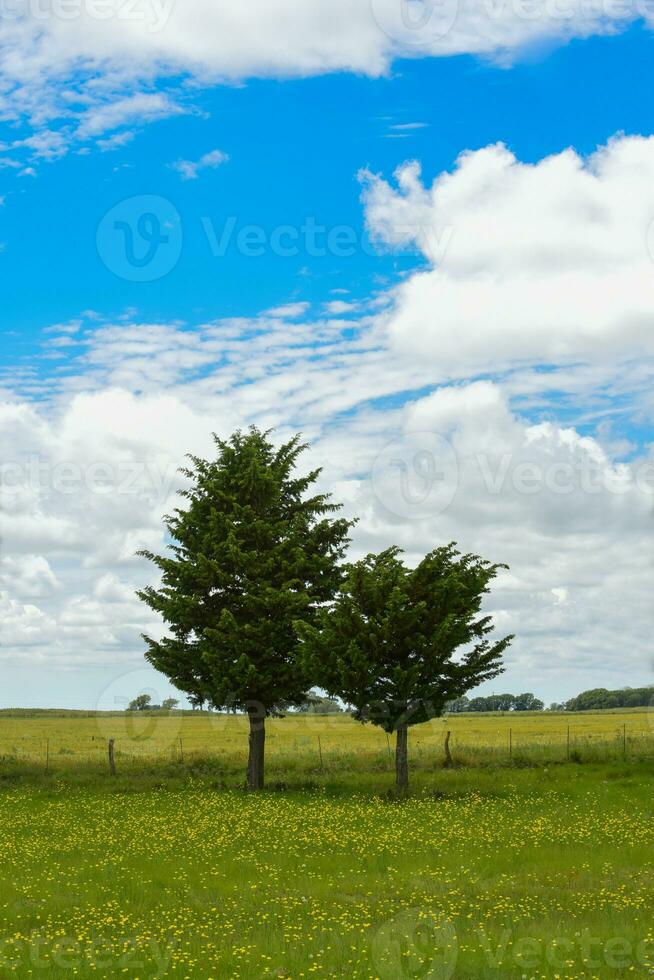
left=1, top=724, right=652, bottom=775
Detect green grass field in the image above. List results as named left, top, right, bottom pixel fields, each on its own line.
left=1, top=708, right=653, bottom=776
left=1, top=712, right=654, bottom=978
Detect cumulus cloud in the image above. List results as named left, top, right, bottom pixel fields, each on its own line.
left=0, top=556, right=61, bottom=599
left=0, top=0, right=651, bottom=154
left=2, top=308, right=653, bottom=699
left=3, top=133, right=654, bottom=701
left=361, top=136, right=654, bottom=375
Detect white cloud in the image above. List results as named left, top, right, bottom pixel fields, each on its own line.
left=390, top=123, right=428, bottom=131
left=385, top=121, right=429, bottom=139
left=0, top=0, right=650, bottom=154
left=2, top=352, right=653, bottom=699
left=0, top=130, right=68, bottom=161
left=75, top=93, right=184, bottom=139
left=171, top=148, right=229, bottom=181
left=361, top=136, right=654, bottom=376
left=323, top=300, right=359, bottom=314
left=3, top=133, right=654, bottom=701
left=0, top=556, right=61, bottom=599
left=96, top=130, right=136, bottom=152
left=265, top=301, right=311, bottom=318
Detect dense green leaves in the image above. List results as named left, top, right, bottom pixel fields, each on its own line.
left=138, top=428, right=353, bottom=716
left=448, top=692, right=545, bottom=712
left=564, top=686, right=654, bottom=711
left=138, top=429, right=513, bottom=791
left=296, top=544, right=513, bottom=734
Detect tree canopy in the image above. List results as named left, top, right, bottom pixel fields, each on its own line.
left=564, top=686, right=654, bottom=711
left=138, top=427, right=352, bottom=789
left=296, top=544, right=513, bottom=790
left=447, top=692, right=544, bottom=712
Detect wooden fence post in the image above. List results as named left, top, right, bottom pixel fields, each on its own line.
left=179, top=738, right=184, bottom=764
left=108, top=738, right=116, bottom=776
left=567, top=726, right=570, bottom=762
left=509, top=728, right=513, bottom=762
left=45, top=739, right=50, bottom=774
left=317, top=736, right=324, bottom=772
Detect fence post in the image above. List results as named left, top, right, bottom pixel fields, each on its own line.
left=566, top=726, right=570, bottom=762
left=623, top=724, right=626, bottom=759
left=509, top=728, right=512, bottom=762
left=179, top=738, right=184, bottom=764
left=386, top=734, right=392, bottom=768
left=45, top=739, right=50, bottom=774
left=108, top=738, right=116, bottom=776
left=317, top=736, right=324, bottom=772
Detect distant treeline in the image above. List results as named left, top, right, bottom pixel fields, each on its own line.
left=561, top=687, right=654, bottom=712
left=446, top=686, right=654, bottom=713
left=446, top=693, right=544, bottom=713
left=3, top=687, right=653, bottom=719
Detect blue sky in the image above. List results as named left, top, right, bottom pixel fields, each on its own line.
left=2, top=7, right=654, bottom=708
left=4, top=25, right=654, bottom=361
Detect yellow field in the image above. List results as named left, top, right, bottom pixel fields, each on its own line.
left=2, top=709, right=654, bottom=976
left=1, top=707, right=652, bottom=772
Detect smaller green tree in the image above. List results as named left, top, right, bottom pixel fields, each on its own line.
left=296, top=544, right=513, bottom=792
left=513, top=692, right=544, bottom=712
left=445, top=696, right=471, bottom=713
left=297, top=695, right=343, bottom=715
left=162, top=698, right=179, bottom=711
left=128, top=694, right=152, bottom=712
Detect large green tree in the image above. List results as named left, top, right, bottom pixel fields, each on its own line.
left=296, top=544, right=513, bottom=791
left=138, top=428, right=352, bottom=789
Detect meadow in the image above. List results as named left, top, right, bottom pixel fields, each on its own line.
left=1, top=711, right=654, bottom=978
left=1, top=707, right=653, bottom=777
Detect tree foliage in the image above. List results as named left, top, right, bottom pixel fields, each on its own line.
left=564, top=686, right=654, bottom=711
left=296, top=694, right=343, bottom=714
left=127, top=694, right=152, bottom=712
left=137, top=427, right=352, bottom=788
left=447, top=692, right=544, bottom=712
left=296, top=544, right=513, bottom=790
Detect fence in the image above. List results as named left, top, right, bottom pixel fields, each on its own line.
left=1, top=723, right=652, bottom=775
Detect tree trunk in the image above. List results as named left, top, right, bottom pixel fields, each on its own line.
left=395, top=724, right=409, bottom=793
left=444, top=730, right=453, bottom=769
left=247, top=710, right=266, bottom=790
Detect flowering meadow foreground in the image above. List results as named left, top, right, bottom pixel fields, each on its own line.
left=1, top=759, right=653, bottom=979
